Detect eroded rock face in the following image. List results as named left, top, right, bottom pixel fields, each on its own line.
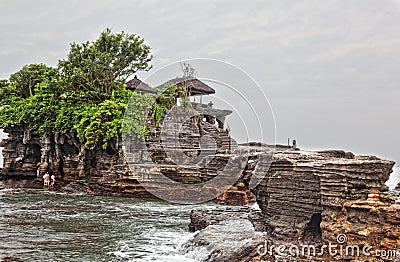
left=1, top=127, right=124, bottom=182
left=250, top=150, right=396, bottom=243
left=0, top=118, right=256, bottom=205
left=1, top=127, right=41, bottom=176
left=188, top=149, right=400, bottom=261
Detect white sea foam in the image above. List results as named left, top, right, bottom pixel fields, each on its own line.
left=386, top=166, right=400, bottom=190
left=111, top=230, right=206, bottom=262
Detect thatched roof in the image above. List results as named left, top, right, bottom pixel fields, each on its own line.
left=126, top=76, right=155, bottom=94
left=159, top=77, right=215, bottom=96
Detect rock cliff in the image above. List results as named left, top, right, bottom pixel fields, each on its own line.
left=0, top=113, right=255, bottom=205
left=1, top=127, right=125, bottom=181
left=189, top=149, right=400, bottom=261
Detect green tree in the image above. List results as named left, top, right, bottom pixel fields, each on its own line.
left=9, top=63, right=55, bottom=98
left=58, top=28, right=152, bottom=101
left=0, top=29, right=154, bottom=150
left=0, top=65, right=60, bottom=131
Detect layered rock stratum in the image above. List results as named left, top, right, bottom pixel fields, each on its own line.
left=188, top=150, right=400, bottom=261
left=0, top=116, right=254, bottom=205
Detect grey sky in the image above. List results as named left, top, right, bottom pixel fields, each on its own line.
left=0, top=0, right=399, bottom=166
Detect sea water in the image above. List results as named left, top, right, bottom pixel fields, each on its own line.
left=0, top=189, right=215, bottom=262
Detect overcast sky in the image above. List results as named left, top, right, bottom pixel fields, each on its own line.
left=0, top=0, right=400, bottom=166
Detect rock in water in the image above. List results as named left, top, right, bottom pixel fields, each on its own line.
left=185, top=207, right=269, bottom=262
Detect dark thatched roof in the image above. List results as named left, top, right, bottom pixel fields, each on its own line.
left=126, top=76, right=155, bottom=94
left=159, top=77, right=215, bottom=96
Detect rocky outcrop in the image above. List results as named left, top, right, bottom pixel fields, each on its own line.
left=188, top=149, right=400, bottom=261
left=188, top=206, right=267, bottom=233
left=184, top=207, right=269, bottom=262
left=0, top=114, right=256, bottom=205
left=1, top=127, right=125, bottom=182
left=2, top=119, right=399, bottom=261
left=250, top=150, right=395, bottom=242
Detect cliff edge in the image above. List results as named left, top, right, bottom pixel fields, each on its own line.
left=188, top=149, right=400, bottom=261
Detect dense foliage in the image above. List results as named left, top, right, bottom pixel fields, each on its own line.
left=59, top=28, right=152, bottom=102
left=0, top=29, right=153, bottom=150
left=153, top=83, right=190, bottom=126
